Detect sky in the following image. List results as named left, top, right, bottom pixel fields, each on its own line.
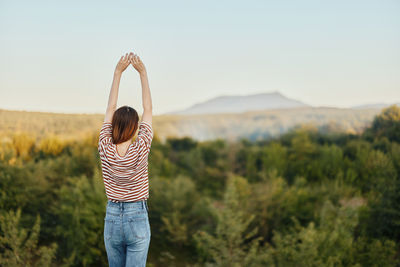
left=0, top=0, right=399, bottom=115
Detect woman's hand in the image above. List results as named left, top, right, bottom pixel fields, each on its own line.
left=115, top=53, right=130, bottom=75
left=129, top=52, right=147, bottom=75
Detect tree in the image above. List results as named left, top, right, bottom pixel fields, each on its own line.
left=365, top=105, right=400, bottom=143
left=53, top=171, right=106, bottom=266
left=12, top=132, right=35, bottom=161
left=0, top=208, right=57, bottom=267
left=193, top=175, right=263, bottom=267
left=36, top=134, right=65, bottom=156
left=261, top=142, right=287, bottom=178
left=262, top=200, right=398, bottom=266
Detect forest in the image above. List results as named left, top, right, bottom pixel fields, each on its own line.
left=0, top=105, right=399, bottom=266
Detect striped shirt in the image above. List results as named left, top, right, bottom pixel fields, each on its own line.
left=98, top=121, right=153, bottom=203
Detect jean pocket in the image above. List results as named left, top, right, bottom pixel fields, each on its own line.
left=104, top=218, right=114, bottom=241
left=128, top=217, right=149, bottom=240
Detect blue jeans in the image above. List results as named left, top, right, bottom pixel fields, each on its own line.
left=104, top=199, right=151, bottom=267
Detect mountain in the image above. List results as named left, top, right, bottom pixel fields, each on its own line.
left=166, top=91, right=310, bottom=115
left=352, top=103, right=400, bottom=109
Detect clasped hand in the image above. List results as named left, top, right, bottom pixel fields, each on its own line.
left=115, top=52, right=146, bottom=75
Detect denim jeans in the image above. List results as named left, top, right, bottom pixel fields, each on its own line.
left=104, top=199, right=151, bottom=267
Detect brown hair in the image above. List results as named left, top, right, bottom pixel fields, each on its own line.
left=111, top=105, right=139, bottom=145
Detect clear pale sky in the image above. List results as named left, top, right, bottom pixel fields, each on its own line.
left=0, top=0, right=399, bottom=115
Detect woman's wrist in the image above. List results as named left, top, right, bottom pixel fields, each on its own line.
left=114, top=69, right=123, bottom=77
left=139, top=69, right=147, bottom=78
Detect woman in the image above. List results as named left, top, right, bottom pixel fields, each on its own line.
left=98, top=52, right=153, bottom=267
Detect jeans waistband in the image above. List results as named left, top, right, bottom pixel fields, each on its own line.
left=107, top=199, right=148, bottom=211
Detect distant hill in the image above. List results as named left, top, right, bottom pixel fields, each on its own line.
left=163, top=107, right=382, bottom=141
left=166, top=91, right=310, bottom=115
left=352, top=103, right=400, bottom=109
left=0, top=106, right=383, bottom=143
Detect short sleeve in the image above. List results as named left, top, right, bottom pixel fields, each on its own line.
left=98, top=122, right=113, bottom=151
left=136, top=121, right=153, bottom=153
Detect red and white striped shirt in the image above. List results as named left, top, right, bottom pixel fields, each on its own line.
left=98, top=121, right=153, bottom=203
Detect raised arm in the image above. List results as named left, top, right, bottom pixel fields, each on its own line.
left=104, top=53, right=130, bottom=123
left=129, top=53, right=153, bottom=125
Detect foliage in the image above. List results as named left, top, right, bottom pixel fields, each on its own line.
left=53, top=170, right=107, bottom=266
left=0, top=208, right=58, bottom=267
left=260, top=200, right=398, bottom=266
left=0, top=105, right=399, bottom=266
left=365, top=105, right=400, bottom=143
left=193, top=175, right=263, bottom=267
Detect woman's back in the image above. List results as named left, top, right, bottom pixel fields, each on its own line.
left=98, top=120, right=153, bottom=203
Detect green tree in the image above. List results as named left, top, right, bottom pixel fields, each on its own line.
left=150, top=175, right=210, bottom=248
left=318, top=144, right=344, bottom=180
left=286, top=130, right=318, bottom=183
left=53, top=170, right=106, bottom=266
left=365, top=105, right=400, bottom=143
left=193, top=175, right=263, bottom=267
left=261, top=142, right=287, bottom=177
left=262, top=200, right=398, bottom=266
left=0, top=208, right=57, bottom=267
left=355, top=149, right=396, bottom=193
